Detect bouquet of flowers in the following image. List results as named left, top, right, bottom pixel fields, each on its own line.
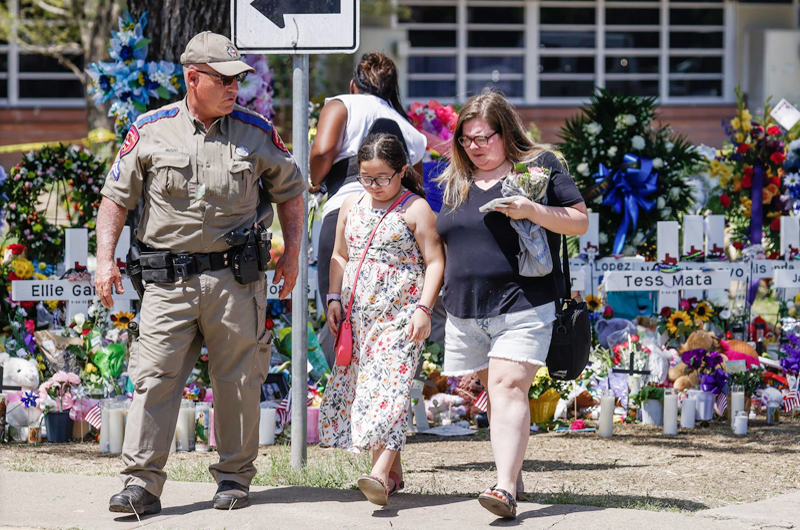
left=656, top=300, right=722, bottom=347
left=707, top=89, right=789, bottom=255
left=236, top=54, right=275, bottom=121
left=529, top=367, right=567, bottom=400
left=780, top=330, right=800, bottom=374
left=86, top=10, right=184, bottom=143
left=39, top=371, right=81, bottom=413
left=408, top=99, right=458, bottom=157
left=610, top=332, right=650, bottom=373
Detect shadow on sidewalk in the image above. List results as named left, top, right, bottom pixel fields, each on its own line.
left=113, top=485, right=472, bottom=522
left=432, top=459, right=647, bottom=473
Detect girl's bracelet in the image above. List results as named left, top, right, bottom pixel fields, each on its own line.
left=416, top=304, right=433, bottom=318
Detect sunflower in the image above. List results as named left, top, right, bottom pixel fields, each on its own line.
left=666, top=310, right=692, bottom=335
left=585, top=294, right=602, bottom=312
left=692, top=301, right=714, bottom=323
left=110, top=311, right=135, bottom=330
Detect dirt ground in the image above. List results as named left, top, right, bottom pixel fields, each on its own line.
left=2, top=418, right=799, bottom=512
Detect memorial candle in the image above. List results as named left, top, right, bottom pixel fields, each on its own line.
left=598, top=389, right=615, bottom=437
left=663, top=388, right=678, bottom=435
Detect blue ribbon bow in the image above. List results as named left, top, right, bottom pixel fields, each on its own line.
left=595, top=153, right=658, bottom=255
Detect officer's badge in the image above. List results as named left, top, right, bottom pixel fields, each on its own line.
left=235, top=145, right=250, bottom=157
left=120, top=126, right=139, bottom=158
left=226, top=45, right=239, bottom=58
left=272, top=128, right=288, bottom=153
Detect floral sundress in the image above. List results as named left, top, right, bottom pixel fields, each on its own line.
left=319, top=191, right=425, bottom=451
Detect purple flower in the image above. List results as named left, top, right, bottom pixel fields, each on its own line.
left=681, top=348, right=706, bottom=371
left=700, top=368, right=729, bottom=395
left=706, top=351, right=723, bottom=371
left=780, top=353, right=800, bottom=374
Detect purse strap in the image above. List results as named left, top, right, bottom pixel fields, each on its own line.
left=342, top=190, right=414, bottom=324
left=552, top=234, right=572, bottom=317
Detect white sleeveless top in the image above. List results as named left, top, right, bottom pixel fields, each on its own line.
left=320, top=94, right=427, bottom=219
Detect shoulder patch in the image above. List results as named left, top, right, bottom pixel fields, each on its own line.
left=134, top=107, right=180, bottom=129
left=119, top=126, right=139, bottom=158
left=272, top=128, right=288, bottom=153
left=230, top=110, right=273, bottom=135
left=110, top=160, right=121, bottom=181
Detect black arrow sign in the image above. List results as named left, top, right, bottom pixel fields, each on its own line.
left=250, top=0, right=341, bottom=29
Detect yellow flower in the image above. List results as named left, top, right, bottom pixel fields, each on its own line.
left=38, top=262, right=47, bottom=271
left=718, top=175, right=731, bottom=188
left=735, top=132, right=744, bottom=143
left=744, top=208, right=752, bottom=218
left=46, top=300, right=60, bottom=311
left=709, top=159, right=733, bottom=179
left=794, top=292, right=800, bottom=306
left=692, top=301, right=714, bottom=323
left=12, top=257, right=34, bottom=279
left=742, top=109, right=753, bottom=123
left=110, top=311, right=135, bottom=330
left=731, top=117, right=741, bottom=130
left=585, top=294, right=602, bottom=312
left=742, top=121, right=753, bottom=132
left=86, top=363, right=96, bottom=374
left=666, top=310, right=693, bottom=335
left=33, top=272, right=47, bottom=280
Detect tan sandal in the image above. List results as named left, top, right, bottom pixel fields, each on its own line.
left=478, top=486, right=517, bottom=519
left=357, top=475, right=389, bottom=505
left=388, top=471, right=405, bottom=496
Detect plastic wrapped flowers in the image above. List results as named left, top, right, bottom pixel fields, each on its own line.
left=237, top=54, right=275, bottom=121
left=86, top=10, right=184, bottom=142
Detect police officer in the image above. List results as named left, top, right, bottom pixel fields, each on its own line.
left=94, top=31, right=305, bottom=514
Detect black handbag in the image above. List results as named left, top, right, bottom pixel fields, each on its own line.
left=546, top=234, right=592, bottom=381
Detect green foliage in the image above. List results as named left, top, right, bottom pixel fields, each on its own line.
left=631, top=384, right=665, bottom=405
left=727, top=366, right=766, bottom=396
left=559, top=89, right=707, bottom=258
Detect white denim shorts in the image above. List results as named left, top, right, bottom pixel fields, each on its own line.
left=442, top=303, right=556, bottom=376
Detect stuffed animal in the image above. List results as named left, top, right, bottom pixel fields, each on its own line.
left=455, top=373, right=484, bottom=418
left=0, top=353, right=42, bottom=429
left=0, top=353, right=40, bottom=390
left=422, top=369, right=450, bottom=400
left=680, top=330, right=720, bottom=353
left=425, top=393, right=464, bottom=423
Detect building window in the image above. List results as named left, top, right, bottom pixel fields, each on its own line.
left=397, top=0, right=732, bottom=104
left=0, top=1, right=85, bottom=108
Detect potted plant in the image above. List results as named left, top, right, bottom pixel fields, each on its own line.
left=39, top=371, right=81, bottom=442
left=528, top=367, right=566, bottom=424
left=631, top=384, right=664, bottom=426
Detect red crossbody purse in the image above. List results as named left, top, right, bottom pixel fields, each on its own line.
left=334, top=190, right=414, bottom=366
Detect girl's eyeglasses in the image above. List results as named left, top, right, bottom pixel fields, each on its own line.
left=458, top=131, right=498, bottom=148
left=196, top=70, right=248, bottom=87
left=357, top=171, right=398, bottom=187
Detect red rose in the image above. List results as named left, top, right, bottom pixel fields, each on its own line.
left=768, top=125, right=782, bottom=136
left=8, top=243, right=27, bottom=255
left=20, top=301, right=35, bottom=310
left=744, top=166, right=754, bottom=179
left=737, top=143, right=751, bottom=154
left=81, top=328, right=91, bottom=336
left=742, top=174, right=752, bottom=189
left=771, top=176, right=782, bottom=188
left=613, top=344, right=621, bottom=355
left=661, top=307, right=672, bottom=318
left=265, top=318, right=274, bottom=330
left=8, top=272, right=21, bottom=281
left=768, top=251, right=780, bottom=259
left=719, top=193, right=731, bottom=208
left=771, top=218, right=782, bottom=232
left=733, top=242, right=744, bottom=250
left=603, top=306, right=614, bottom=319
left=771, top=151, right=786, bottom=165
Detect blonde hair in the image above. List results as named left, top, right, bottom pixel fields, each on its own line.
left=436, top=89, right=565, bottom=209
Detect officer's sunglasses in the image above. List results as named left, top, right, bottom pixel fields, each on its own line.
left=357, top=171, right=397, bottom=187
left=195, top=69, right=247, bottom=87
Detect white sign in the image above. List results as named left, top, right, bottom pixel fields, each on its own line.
left=266, top=269, right=318, bottom=300
left=11, top=280, right=138, bottom=301
left=770, top=99, right=800, bottom=131
left=604, top=270, right=731, bottom=292
left=570, top=269, right=586, bottom=292
left=774, top=269, right=800, bottom=288
left=232, top=0, right=360, bottom=54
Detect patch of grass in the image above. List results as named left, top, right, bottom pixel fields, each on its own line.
left=251, top=446, right=371, bottom=489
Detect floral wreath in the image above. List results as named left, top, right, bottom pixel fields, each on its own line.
left=0, top=144, right=106, bottom=264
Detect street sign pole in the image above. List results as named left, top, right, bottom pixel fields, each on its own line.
left=291, top=53, right=310, bottom=469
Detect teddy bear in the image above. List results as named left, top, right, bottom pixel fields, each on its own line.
left=422, top=369, right=450, bottom=400
left=454, top=373, right=484, bottom=419
left=0, top=353, right=42, bottom=429
left=679, top=329, right=720, bottom=353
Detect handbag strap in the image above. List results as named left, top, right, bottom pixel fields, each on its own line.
left=342, top=190, right=414, bottom=324
left=552, top=234, right=572, bottom=317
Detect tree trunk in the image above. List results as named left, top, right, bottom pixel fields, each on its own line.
left=128, top=0, right=231, bottom=63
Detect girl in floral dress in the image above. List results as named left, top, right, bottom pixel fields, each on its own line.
left=319, top=133, right=445, bottom=505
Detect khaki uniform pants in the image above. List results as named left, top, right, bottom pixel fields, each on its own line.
left=121, top=269, right=270, bottom=497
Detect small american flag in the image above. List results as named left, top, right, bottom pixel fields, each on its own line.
left=716, top=391, right=728, bottom=414
left=276, top=393, right=292, bottom=427
left=473, top=390, right=488, bottom=412
left=84, top=404, right=102, bottom=430
left=783, top=390, right=800, bottom=412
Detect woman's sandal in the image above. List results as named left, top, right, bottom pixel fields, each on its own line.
left=388, top=471, right=405, bottom=496
left=357, top=474, right=389, bottom=505
left=478, top=485, right=518, bottom=519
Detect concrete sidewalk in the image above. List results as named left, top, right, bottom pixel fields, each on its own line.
left=0, top=471, right=797, bottom=530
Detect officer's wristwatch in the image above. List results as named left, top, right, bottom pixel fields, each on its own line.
left=326, top=294, right=342, bottom=306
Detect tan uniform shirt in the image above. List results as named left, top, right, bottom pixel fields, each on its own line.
left=101, top=98, right=303, bottom=253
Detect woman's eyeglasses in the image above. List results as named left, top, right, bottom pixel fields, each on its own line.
left=458, top=131, right=498, bottom=148
left=357, top=171, right=397, bottom=187
left=196, top=69, right=248, bottom=87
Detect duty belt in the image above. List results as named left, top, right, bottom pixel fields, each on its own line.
left=138, top=245, right=233, bottom=282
